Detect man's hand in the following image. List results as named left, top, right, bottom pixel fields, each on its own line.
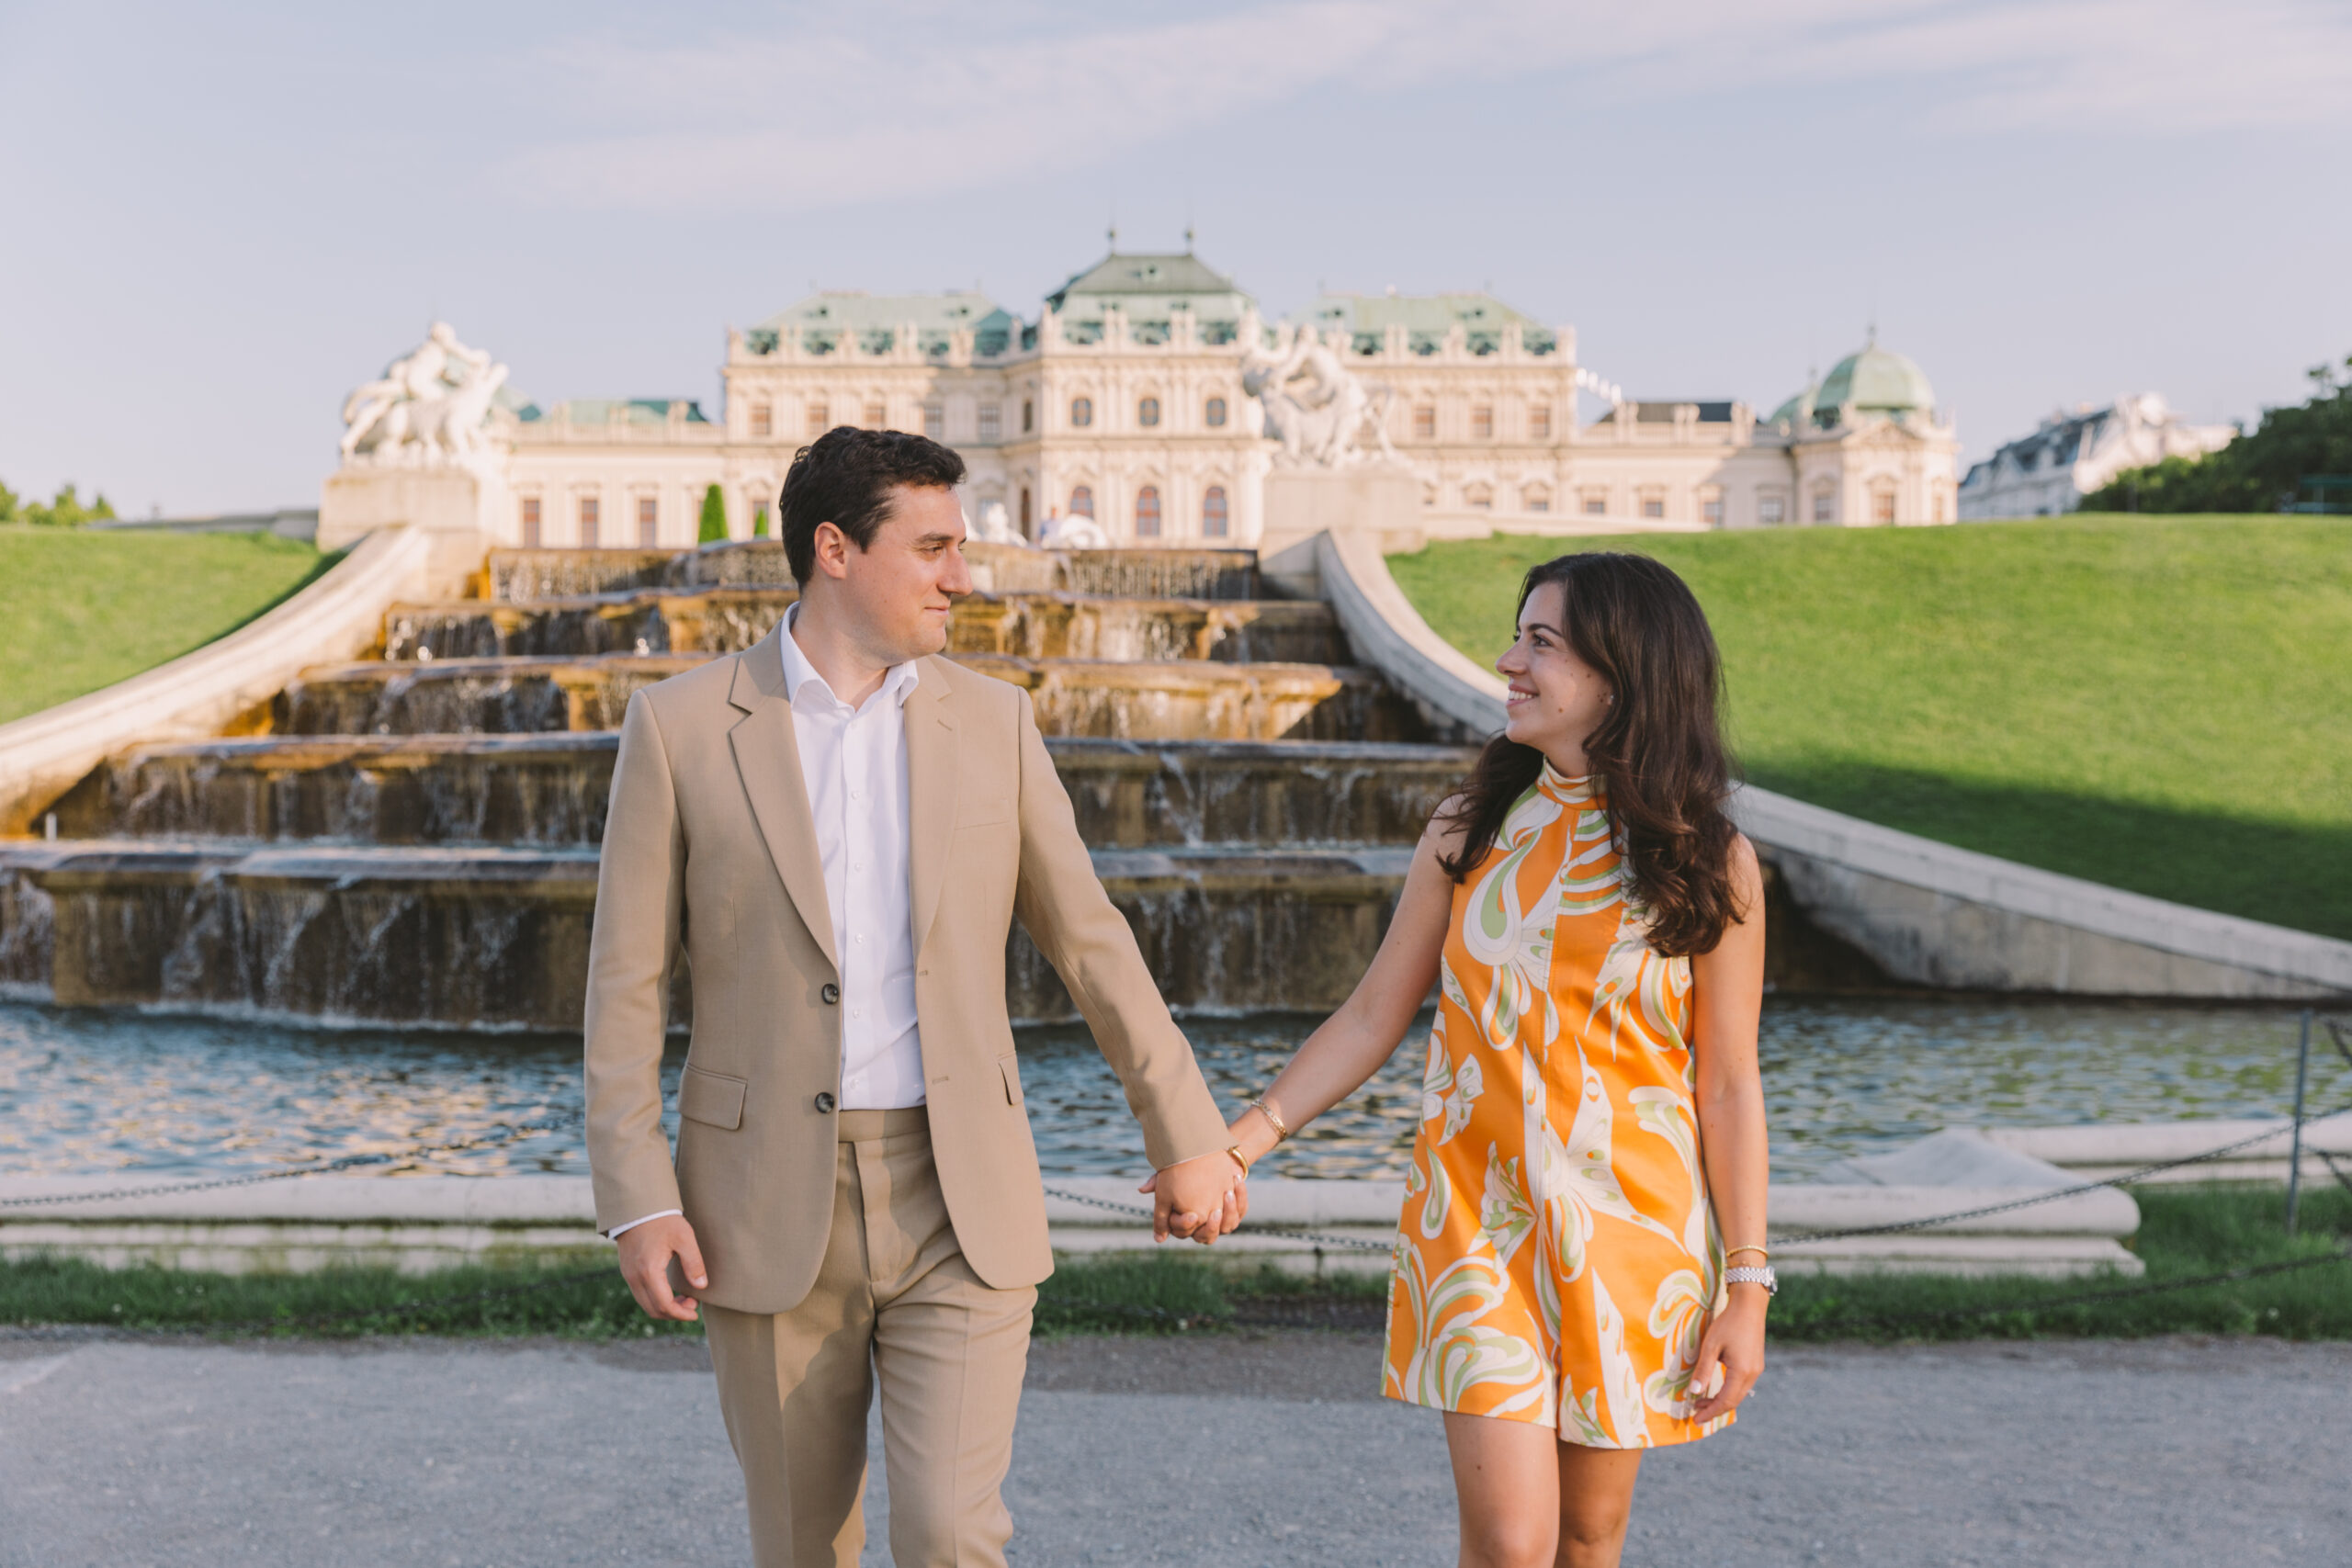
left=616, top=1213, right=707, bottom=1321
left=1138, top=1151, right=1246, bottom=1245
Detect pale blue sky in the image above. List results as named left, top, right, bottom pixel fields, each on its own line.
left=3, top=1, right=2348, bottom=515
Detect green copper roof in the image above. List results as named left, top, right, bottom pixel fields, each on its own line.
left=1814, top=334, right=1936, bottom=413
left=1306, top=291, right=1557, bottom=355
left=548, top=399, right=710, bottom=425
left=754, top=290, right=1018, bottom=356
left=1046, top=251, right=1250, bottom=311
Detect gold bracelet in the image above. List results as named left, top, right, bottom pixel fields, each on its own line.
left=1724, top=1245, right=1770, bottom=1262
left=1225, top=1145, right=1250, bottom=1178
left=1249, top=1097, right=1292, bottom=1144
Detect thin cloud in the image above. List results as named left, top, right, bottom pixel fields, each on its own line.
left=503, top=0, right=2352, bottom=211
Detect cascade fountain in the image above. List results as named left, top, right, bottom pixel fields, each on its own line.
left=3, top=540, right=1478, bottom=1028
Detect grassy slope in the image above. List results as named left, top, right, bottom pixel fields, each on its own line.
left=0, top=527, right=331, bottom=725
left=1388, top=516, right=2352, bottom=940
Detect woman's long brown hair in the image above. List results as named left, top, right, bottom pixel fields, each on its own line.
left=1435, top=551, right=1745, bottom=957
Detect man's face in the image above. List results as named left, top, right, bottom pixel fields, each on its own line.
left=821, top=484, right=972, bottom=662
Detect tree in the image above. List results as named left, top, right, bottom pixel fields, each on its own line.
left=25, top=482, right=118, bottom=527
left=697, top=483, right=728, bottom=544
left=0, top=479, right=17, bottom=524
left=2083, top=352, right=2352, bottom=513
left=752, top=504, right=771, bottom=538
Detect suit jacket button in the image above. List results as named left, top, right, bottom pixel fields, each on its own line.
left=820, top=983, right=841, bottom=1005
left=814, top=1091, right=836, bottom=1113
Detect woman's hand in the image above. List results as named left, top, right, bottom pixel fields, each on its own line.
left=1686, top=1285, right=1768, bottom=1425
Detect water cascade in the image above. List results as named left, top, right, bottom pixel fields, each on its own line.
left=2, top=541, right=1477, bottom=1026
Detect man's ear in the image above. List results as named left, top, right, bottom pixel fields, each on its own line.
left=810, top=520, right=851, bottom=580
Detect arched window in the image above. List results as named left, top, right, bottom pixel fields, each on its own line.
left=1069, top=485, right=1095, bottom=519
left=1204, top=396, right=1227, bottom=428
left=1464, top=482, right=1493, bottom=511
left=1019, top=487, right=1032, bottom=532
left=1022, top=399, right=1035, bottom=433
left=519, top=495, right=542, bottom=548
left=577, top=494, right=600, bottom=547
left=1137, top=396, right=1160, bottom=427
left=1069, top=396, right=1093, bottom=428
left=1202, top=486, right=1228, bottom=538
left=1134, top=486, right=1161, bottom=537
left=1521, top=485, right=1551, bottom=514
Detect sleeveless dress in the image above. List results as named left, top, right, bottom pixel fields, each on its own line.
left=1381, top=763, right=1732, bottom=1448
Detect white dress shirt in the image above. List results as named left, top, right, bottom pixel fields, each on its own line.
left=608, top=604, right=926, bottom=1240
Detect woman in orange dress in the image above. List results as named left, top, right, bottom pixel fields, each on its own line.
left=1224, top=552, right=1770, bottom=1568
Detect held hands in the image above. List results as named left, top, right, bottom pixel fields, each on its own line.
left=616, top=1213, right=708, bottom=1322
left=1686, top=1284, right=1768, bottom=1424
left=1136, top=1149, right=1249, bottom=1245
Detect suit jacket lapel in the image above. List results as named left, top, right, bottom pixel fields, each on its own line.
left=905, top=657, right=958, bottom=958
left=727, top=631, right=839, bottom=973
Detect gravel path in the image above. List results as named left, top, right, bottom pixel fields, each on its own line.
left=1, top=1330, right=2343, bottom=1566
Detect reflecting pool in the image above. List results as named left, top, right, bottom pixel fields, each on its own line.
left=1, top=998, right=2339, bottom=1184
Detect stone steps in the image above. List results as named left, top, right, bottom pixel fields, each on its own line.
left=383, top=588, right=1347, bottom=665
left=48, top=734, right=1475, bottom=851
left=481, top=541, right=1263, bottom=603
left=273, top=654, right=1427, bottom=742
left=0, top=838, right=1412, bottom=1027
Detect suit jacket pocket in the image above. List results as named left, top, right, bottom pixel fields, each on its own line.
left=679, top=1064, right=748, bottom=1130
left=960, top=794, right=1013, bottom=829
left=998, top=1053, right=1024, bottom=1106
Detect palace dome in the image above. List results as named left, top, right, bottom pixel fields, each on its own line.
left=1815, top=333, right=1936, bottom=414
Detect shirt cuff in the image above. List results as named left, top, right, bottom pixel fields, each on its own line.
left=605, top=1209, right=683, bottom=1240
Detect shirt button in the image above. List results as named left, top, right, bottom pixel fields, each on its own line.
left=854, top=934, right=865, bottom=945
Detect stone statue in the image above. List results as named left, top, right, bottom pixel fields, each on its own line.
left=340, top=322, right=511, bottom=470
left=969, top=499, right=1029, bottom=547
left=1037, top=509, right=1109, bottom=549
left=1241, top=323, right=1397, bottom=468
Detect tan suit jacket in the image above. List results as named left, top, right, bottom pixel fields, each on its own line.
left=583, top=625, right=1230, bottom=1314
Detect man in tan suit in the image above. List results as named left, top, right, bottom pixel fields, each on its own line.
left=584, top=427, right=1247, bottom=1568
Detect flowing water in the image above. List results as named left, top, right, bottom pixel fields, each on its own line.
left=4, top=998, right=2335, bottom=1184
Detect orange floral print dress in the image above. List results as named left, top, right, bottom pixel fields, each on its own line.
left=1382, top=763, right=1732, bottom=1448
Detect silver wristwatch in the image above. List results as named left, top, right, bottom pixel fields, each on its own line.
left=1724, top=1264, right=1778, bottom=1295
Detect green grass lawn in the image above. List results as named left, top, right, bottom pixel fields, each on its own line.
left=1389, top=516, right=2352, bottom=940
left=0, top=526, right=333, bottom=726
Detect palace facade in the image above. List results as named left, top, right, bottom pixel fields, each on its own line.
left=495, top=247, right=1962, bottom=550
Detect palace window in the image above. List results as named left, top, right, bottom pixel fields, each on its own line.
left=1813, top=490, right=1837, bottom=523
left=1137, top=396, right=1160, bottom=427
left=923, top=400, right=944, bottom=440
left=1204, top=396, right=1227, bottom=428
left=978, top=402, right=1001, bottom=442
left=865, top=400, right=887, bottom=429
left=806, top=401, right=829, bottom=438
left=1022, top=399, right=1035, bottom=433
left=1522, top=485, right=1551, bottom=513
left=1472, top=405, right=1494, bottom=440
left=1528, top=404, right=1553, bottom=440
left=1640, top=492, right=1665, bottom=519
left=1872, top=488, right=1897, bottom=524
left=1582, top=491, right=1609, bottom=517
left=1413, top=405, right=1436, bottom=440
left=1701, top=491, right=1724, bottom=527
left=1135, top=485, right=1162, bottom=537
left=520, top=496, right=541, bottom=548
left=1758, top=494, right=1787, bottom=525
left=1202, top=485, right=1229, bottom=537
left=1465, top=482, right=1493, bottom=511
left=750, top=401, right=772, bottom=438
left=1069, top=485, right=1095, bottom=519
left=1019, top=487, right=1032, bottom=531
left=638, top=495, right=659, bottom=547
left=1070, top=396, right=1093, bottom=428
left=578, top=495, right=600, bottom=548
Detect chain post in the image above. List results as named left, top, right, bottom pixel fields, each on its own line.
left=2286, top=1010, right=2312, bottom=1235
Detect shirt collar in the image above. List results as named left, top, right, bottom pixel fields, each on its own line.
left=778, top=601, right=922, bottom=712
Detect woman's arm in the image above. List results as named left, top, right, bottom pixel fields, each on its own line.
left=1228, top=816, right=1462, bottom=1164
left=1687, top=834, right=1770, bottom=1425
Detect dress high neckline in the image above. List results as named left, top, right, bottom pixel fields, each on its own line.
left=1539, top=759, right=1600, bottom=803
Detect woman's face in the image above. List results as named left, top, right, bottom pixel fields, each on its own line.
left=1497, top=581, right=1614, bottom=766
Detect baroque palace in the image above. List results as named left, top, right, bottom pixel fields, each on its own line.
left=423, top=244, right=1962, bottom=551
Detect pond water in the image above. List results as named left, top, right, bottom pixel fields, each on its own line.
left=1, top=998, right=2341, bottom=1184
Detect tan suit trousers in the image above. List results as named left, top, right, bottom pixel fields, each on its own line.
left=704, top=1109, right=1035, bottom=1568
